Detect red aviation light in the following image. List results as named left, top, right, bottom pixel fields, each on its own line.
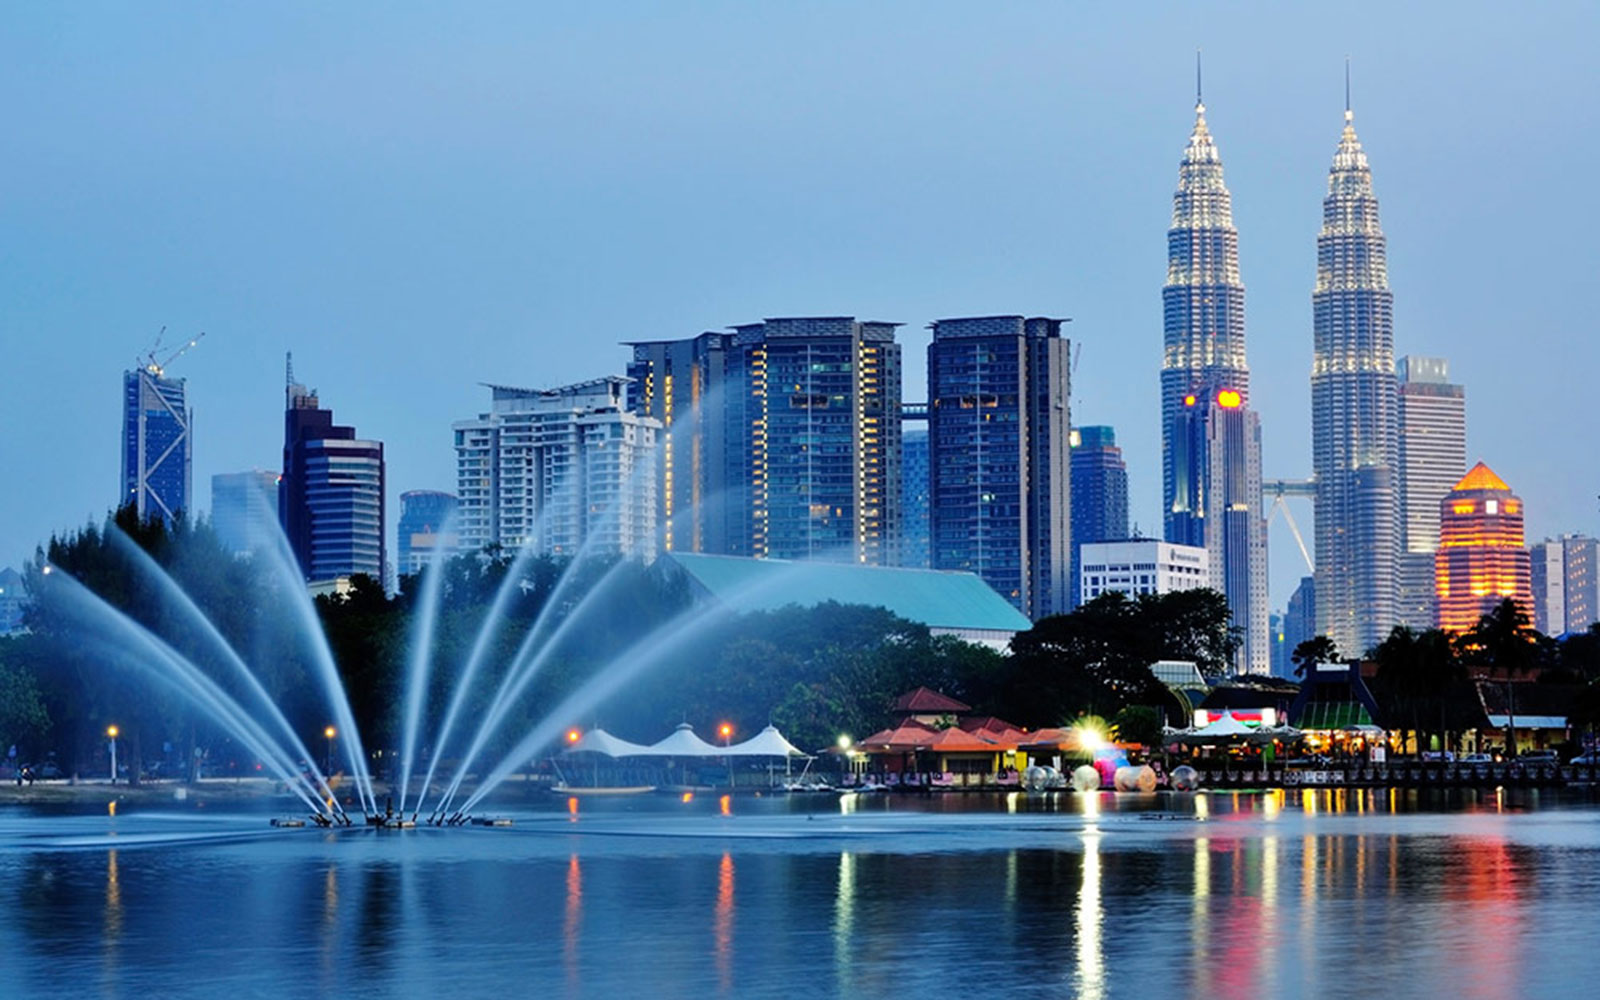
left=1217, top=390, right=1242, bottom=409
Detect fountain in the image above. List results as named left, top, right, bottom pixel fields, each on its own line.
left=26, top=408, right=800, bottom=830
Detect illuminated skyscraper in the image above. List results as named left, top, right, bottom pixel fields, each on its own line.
left=1312, top=85, right=1399, bottom=656
left=1395, top=356, right=1467, bottom=628
left=121, top=366, right=192, bottom=524
left=1435, top=462, right=1531, bottom=632
left=1161, top=74, right=1268, bottom=672
left=929, top=315, right=1070, bottom=618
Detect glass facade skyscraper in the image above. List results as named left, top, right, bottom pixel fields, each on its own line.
left=1161, top=89, right=1269, bottom=672
left=211, top=469, right=280, bottom=559
left=900, top=421, right=931, bottom=569
left=121, top=367, right=192, bottom=524
left=1395, top=356, right=1466, bottom=629
left=1312, top=101, right=1399, bottom=657
left=1069, top=425, right=1128, bottom=609
left=929, top=315, right=1070, bottom=619
left=281, top=375, right=386, bottom=584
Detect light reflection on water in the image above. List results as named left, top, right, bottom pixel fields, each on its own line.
left=2, top=789, right=1600, bottom=998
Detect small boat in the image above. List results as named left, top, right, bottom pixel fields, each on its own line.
left=780, top=781, right=837, bottom=794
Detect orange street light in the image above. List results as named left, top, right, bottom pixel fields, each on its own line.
left=566, top=729, right=582, bottom=744
left=106, top=725, right=120, bottom=785
left=323, top=726, right=337, bottom=774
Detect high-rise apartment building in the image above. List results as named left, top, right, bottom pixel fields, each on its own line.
left=1160, top=84, right=1269, bottom=673
left=928, top=315, right=1070, bottom=619
left=624, top=332, right=737, bottom=555
left=1312, top=97, right=1400, bottom=658
left=453, top=377, right=659, bottom=559
left=1529, top=535, right=1600, bottom=635
left=1395, top=356, right=1467, bottom=629
left=211, top=470, right=280, bottom=559
left=626, top=318, right=902, bottom=566
left=729, top=318, right=902, bottom=565
left=398, top=490, right=460, bottom=577
left=1070, top=426, right=1129, bottom=609
left=121, top=366, right=192, bottom=524
left=900, top=412, right=931, bottom=569
left=1435, top=463, right=1531, bottom=632
left=280, top=372, right=385, bottom=584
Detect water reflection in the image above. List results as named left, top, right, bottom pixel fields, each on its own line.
left=1075, top=831, right=1104, bottom=1000
left=564, top=854, right=582, bottom=990
left=714, top=852, right=734, bottom=994
left=0, top=793, right=1594, bottom=998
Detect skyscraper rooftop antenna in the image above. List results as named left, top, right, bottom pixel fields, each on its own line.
left=1196, top=49, right=1203, bottom=109
left=1344, top=56, right=1352, bottom=122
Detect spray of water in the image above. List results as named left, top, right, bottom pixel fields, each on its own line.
left=429, top=555, right=635, bottom=819
left=42, top=568, right=331, bottom=818
left=106, top=528, right=342, bottom=810
left=256, top=520, right=378, bottom=815
left=456, top=557, right=835, bottom=815
left=394, top=512, right=459, bottom=815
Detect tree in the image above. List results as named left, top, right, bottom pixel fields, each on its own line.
left=1291, top=635, right=1340, bottom=677
left=1110, top=705, right=1162, bottom=747
left=0, top=639, right=51, bottom=756
left=1373, top=626, right=1462, bottom=755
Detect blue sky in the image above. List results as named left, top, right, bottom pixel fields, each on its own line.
left=1, top=2, right=1596, bottom=607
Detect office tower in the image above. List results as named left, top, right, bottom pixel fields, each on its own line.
left=121, top=365, right=192, bottom=524
left=1312, top=92, right=1400, bottom=657
left=1161, top=81, right=1269, bottom=672
left=1270, top=611, right=1289, bottom=678
left=453, top=377, right=659, bottom=559
left=1283, top=575, right=1318, bottom=660
left=1529, top=535, right=1600, bottom=635
left=280, top=368, right=386, bottom=584
left=900, top=414, right=931, bottom=569
left=1435, top=463, right=1531, bottom=632
left=1078, top=540, right=1208, bottom=603
left=1070, top=425, right=1129, bottom=608
left=211, top=470, right=280, bottom=558
left=929, top=315, right=1070, bottom=619
left=624, top=332, right=736, bottom=554
left=1395, top=356, right=1467, bottom=629
left=728, top=317, right=902, bottom=565
left=397, top=491, right=460, bottom=577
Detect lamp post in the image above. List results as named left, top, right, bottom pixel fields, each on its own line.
left=106, top=725, right=119, bottom=785
left=719, top=723, right=733, bottom=790
left=324, top=726, right=337, bottom=775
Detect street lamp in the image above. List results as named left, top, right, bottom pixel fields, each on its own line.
left=106, top=725, right=119, bottom=785
left=324, top=726, right=337, bottom=775
left=718, top=723, right=733, bottom=790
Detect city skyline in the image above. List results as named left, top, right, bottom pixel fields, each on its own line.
left=2, top=5, right=1597, bottom=612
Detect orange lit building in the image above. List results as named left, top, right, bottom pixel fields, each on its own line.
left=1435, top=462, right=1532, bottom=632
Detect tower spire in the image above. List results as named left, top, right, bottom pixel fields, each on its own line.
left=1344, top=56, right=1352, bottom=123
left=1196, top=49, right=1203, bottom=110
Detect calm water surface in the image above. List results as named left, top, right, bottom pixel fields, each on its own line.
left=3, top=788, right=1598, bottom=999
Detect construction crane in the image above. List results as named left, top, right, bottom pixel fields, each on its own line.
left=139, top=327, right=207, bottom=377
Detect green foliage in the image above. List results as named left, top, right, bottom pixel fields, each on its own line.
left=1110, top=704, right=1162, bottom=746
left=0, top=638, right=51, bottom=752
left=1002, top=588, right=1239, bottom=725
left=1372, top=625, right=1469, bottom=755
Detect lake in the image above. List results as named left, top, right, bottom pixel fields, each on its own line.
left=3, top=787, right=1598, bottom=998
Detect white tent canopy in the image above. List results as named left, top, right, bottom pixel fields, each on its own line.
left=725, top=725, right=809, bottom=758
left=646, top=723, right=723, bottom=758
left=567, top=728, right=653, bottom=758
left=1191, top=710, right=1254, bottom=739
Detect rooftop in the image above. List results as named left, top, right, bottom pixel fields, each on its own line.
left=1453, top=462, right=1511, bottom=493
left=659, top=553, right=1033, bottom=634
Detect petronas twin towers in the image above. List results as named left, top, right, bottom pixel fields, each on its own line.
left=1162, top=66, right=1396, bottom=672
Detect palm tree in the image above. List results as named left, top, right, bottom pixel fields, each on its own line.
left=1458, top=598, right=1545, bottom=757
left=1291, top=635, right=1340, bottom=678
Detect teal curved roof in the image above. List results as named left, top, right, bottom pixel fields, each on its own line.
left=661, top=553, right=1032, bottom=633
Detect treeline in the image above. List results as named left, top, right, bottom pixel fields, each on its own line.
left=0, top=507, right=1251, bottom=779
left=1295, top=602, right=1600, bottom=755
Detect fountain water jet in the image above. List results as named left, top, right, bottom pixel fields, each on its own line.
left=41, top=568, right=337, bottom=820
left=456, top=556, right=838, bottom=815
left=106, top=528, right=343, bottom=812
left=394, top=513, right=458, bottom=815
